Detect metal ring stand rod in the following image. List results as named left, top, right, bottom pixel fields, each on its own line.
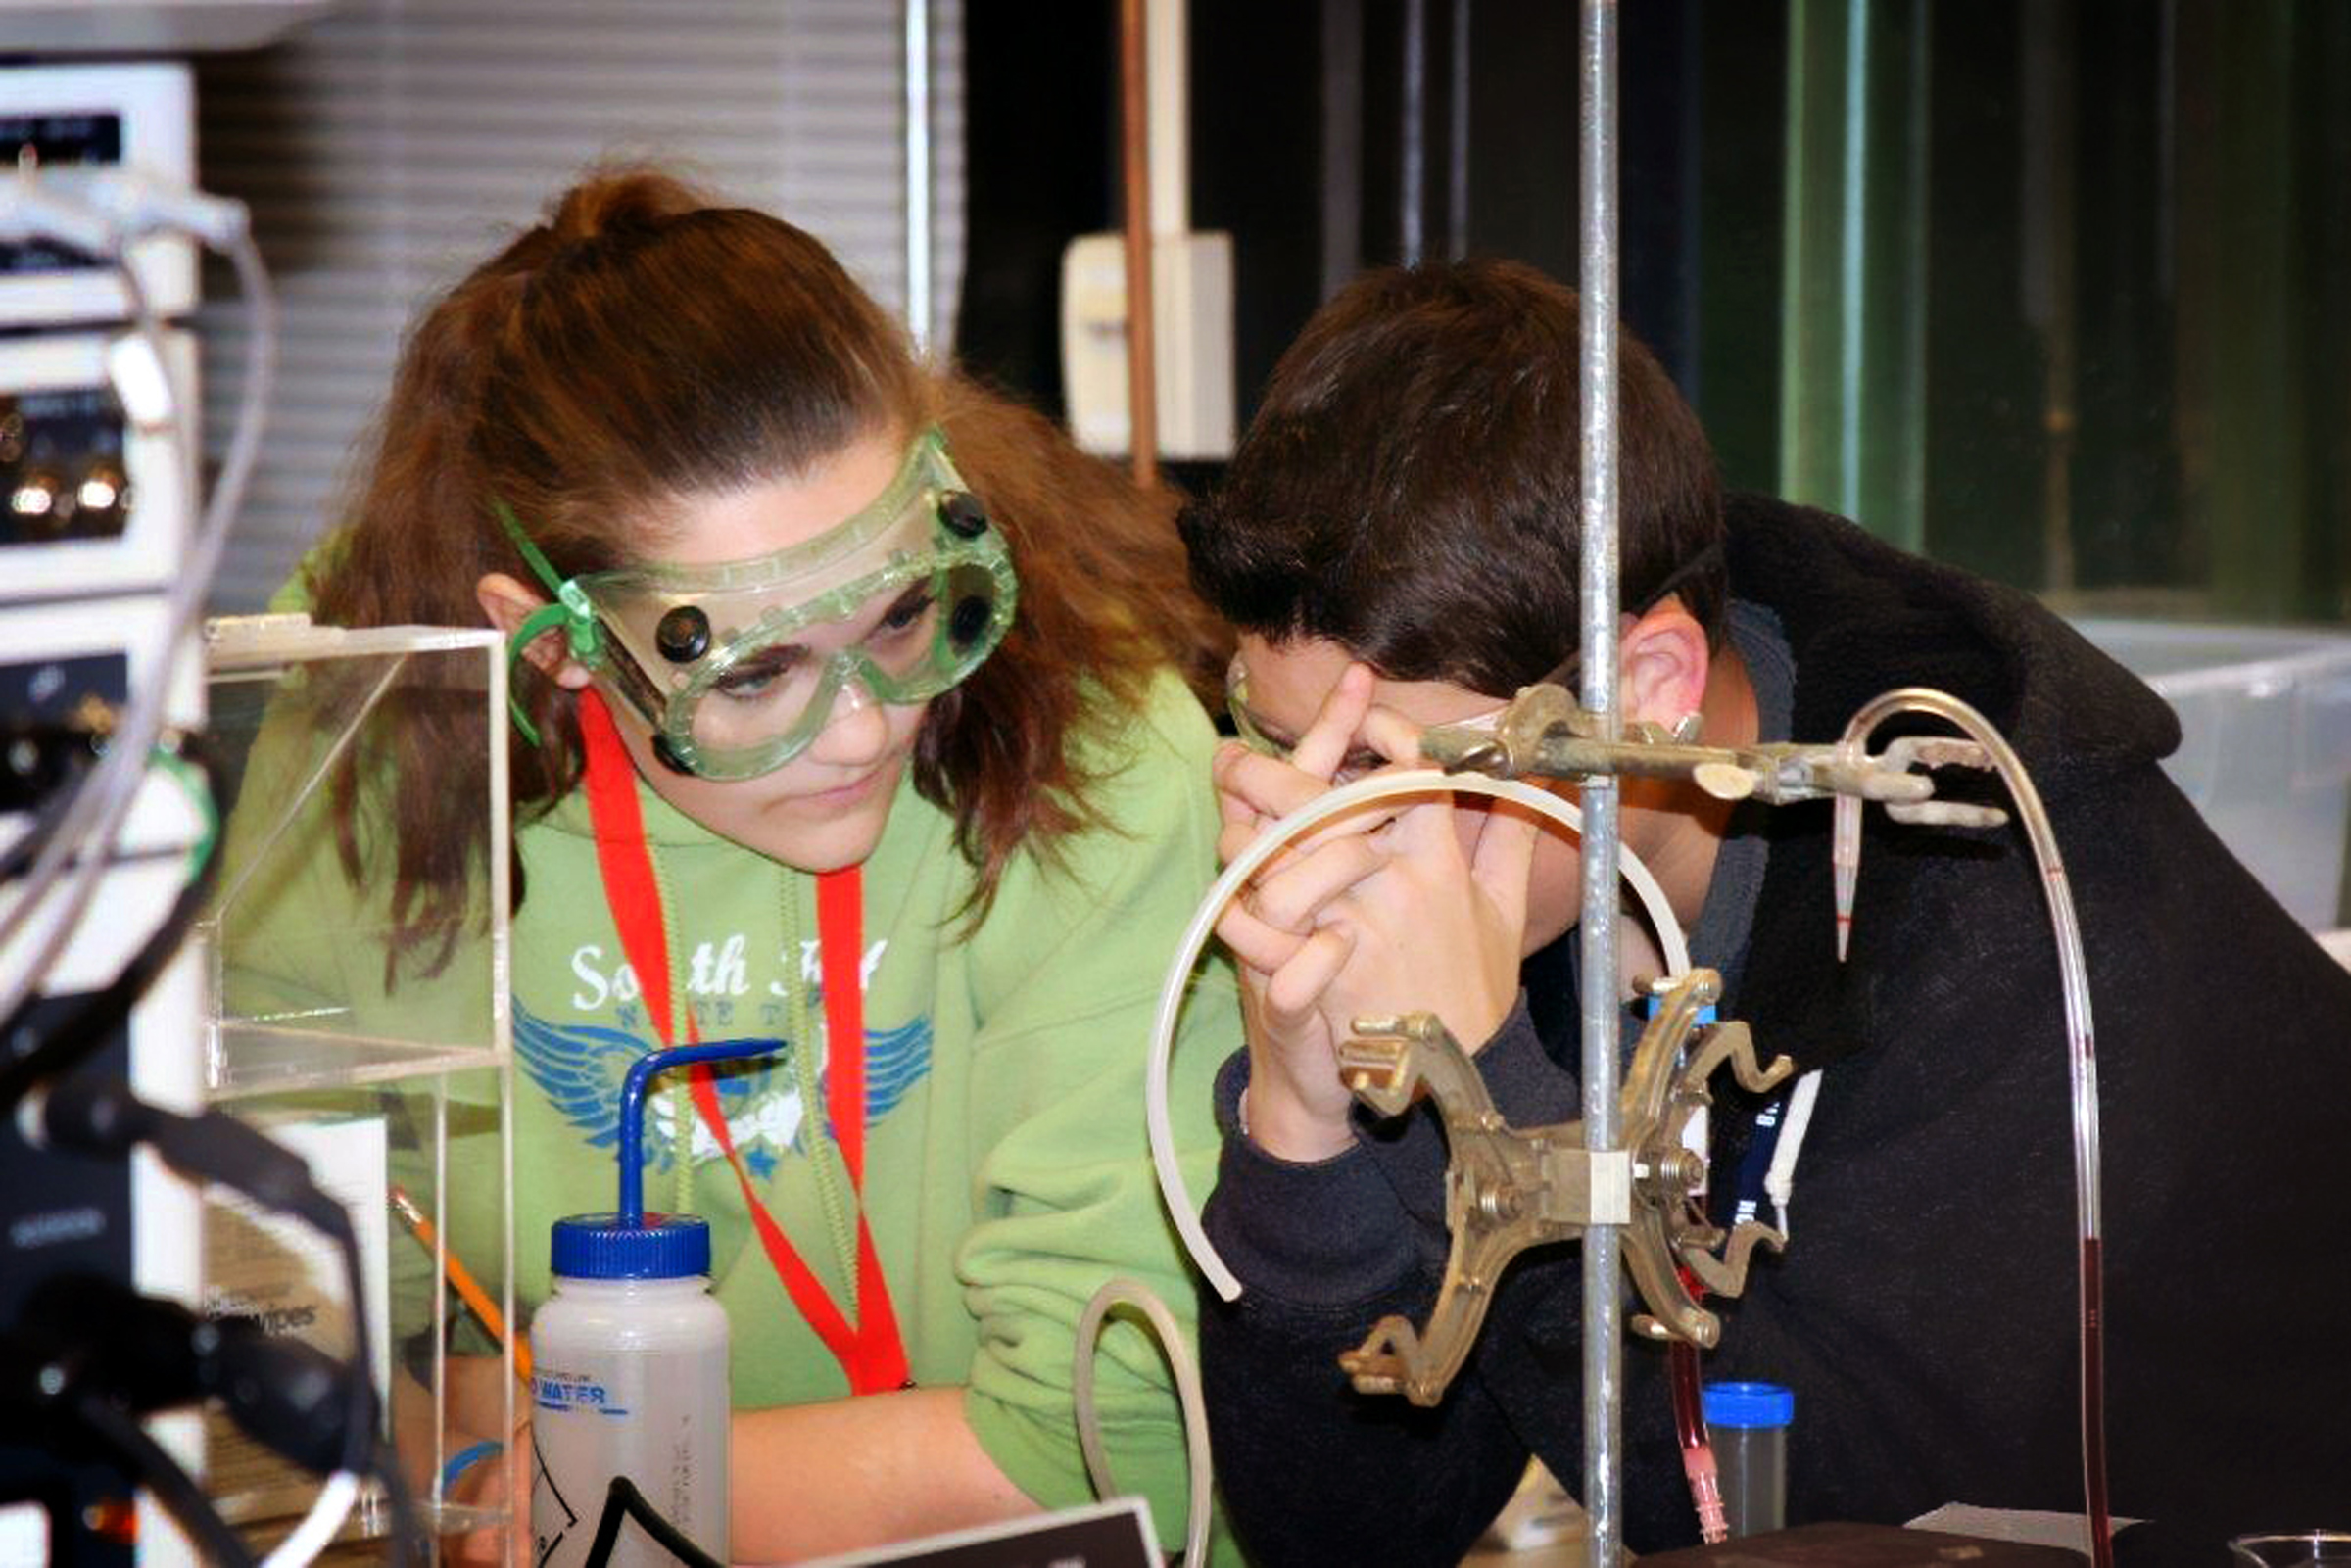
left=1576, top=1, right=1626, bottom=1562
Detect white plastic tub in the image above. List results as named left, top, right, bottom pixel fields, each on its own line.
left=2073, top=619, right=2351, bottom=929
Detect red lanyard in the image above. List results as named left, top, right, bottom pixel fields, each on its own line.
left=575, top=690, right=910, bottom=1394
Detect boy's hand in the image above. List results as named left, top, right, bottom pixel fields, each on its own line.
left=1310, top=771, right=1536, bottom=1064
left=1212, top=666, right=1538, bottom=1163
left=1213, top=665, right=1383, bottom=1161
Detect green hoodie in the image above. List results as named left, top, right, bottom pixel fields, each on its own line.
left=219, top=658, right=1241, bottom=1557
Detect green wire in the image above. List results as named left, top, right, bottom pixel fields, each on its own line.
left=646, top=842, right=696, bottom=1221
left=150, top=741, right=218, bottom=876
left=783, top=878, right=861, bottom=1314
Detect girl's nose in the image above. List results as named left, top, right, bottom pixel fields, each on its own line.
left=804, top=672, right=889, bottom=766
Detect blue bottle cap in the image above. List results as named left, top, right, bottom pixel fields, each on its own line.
left=1703, top=1380, right=1796, bottom=1429
left=550, top=1212, right=711, bottom=1281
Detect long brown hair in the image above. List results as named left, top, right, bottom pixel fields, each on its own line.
left=309, top=167, right=1223, bottom=967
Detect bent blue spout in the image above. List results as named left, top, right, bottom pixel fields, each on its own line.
left=615, top=1038, right=786, bottom=1227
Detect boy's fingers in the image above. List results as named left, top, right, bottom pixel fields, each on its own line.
left=1262, top=793, right=1415, bottom=864
left=1287, top=662, right=1377, bottom=783
left=1262, top=925, right=1358, bottom=1021
left=1217, top=774, right=1259, bottom=832
left=1359, top=703, right=1435, bottom=770
left=1247, top=835, right=1388, bottom=933
left=1216, top=745, right=1330, bottom=824
left=1218, top=747, right=1418, bottom=864
left=1216, top=898, right=1310, bottom=975
left=1217, top=782, right=1270, bottom=870
left=1469, top=798, right=1545, bottom=924
left=1219, top=818, right=1266, bottom=873
left=1384, top=790, right=1474, bottom=869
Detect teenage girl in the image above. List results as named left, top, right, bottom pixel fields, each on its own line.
left=247, top=169, right=1239, bottom=1561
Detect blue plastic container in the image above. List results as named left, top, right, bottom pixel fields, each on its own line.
left=1703, top=1380, right=1795, bottom=1537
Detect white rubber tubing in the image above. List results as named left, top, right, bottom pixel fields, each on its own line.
left=1074, top=1277, right=1213, bottom=1568
left=1145, top=768, right=1690, bottom=1303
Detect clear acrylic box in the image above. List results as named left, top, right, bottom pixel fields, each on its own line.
left=199, top=615, right=515, bottom=1558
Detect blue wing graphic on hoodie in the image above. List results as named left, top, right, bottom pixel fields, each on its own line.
left=512, top=1002, right=647, bottom=1156
left=515, top=998, right=933, bottom=1173
left=816, top=1016, right=934, bottom=1137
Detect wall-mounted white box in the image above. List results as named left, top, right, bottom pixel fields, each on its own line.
left=1060, top=230, right=1235, bottom=463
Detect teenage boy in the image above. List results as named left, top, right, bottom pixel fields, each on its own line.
left=1181, top=258, right=2351, bottom=1564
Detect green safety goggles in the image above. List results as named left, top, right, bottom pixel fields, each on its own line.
left=498, top=428, right=1017, bottom=780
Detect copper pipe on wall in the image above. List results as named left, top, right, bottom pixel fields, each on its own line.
left=1120, top=0, right=1159, bottom=488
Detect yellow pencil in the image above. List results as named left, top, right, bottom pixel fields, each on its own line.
left=389, top=1184, right=533, bottom=1383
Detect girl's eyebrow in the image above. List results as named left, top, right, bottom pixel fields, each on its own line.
left=722, top=576, right=933, bottom=659
left=845, top=577, right=931, bottom=635
left=729, top=641, right=810, bottom=675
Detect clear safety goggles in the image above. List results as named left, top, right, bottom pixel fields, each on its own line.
left=1224, top=654, right=1524, bottom=784
left=1220, top=538, right=1732, bottom=782
left=499, top=428, right=1016, bottom=780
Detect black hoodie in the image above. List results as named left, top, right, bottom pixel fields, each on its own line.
left=1200, top=496, right=2351, bottom=1566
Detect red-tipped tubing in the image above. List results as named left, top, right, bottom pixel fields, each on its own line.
left=1671, top=1334, right=1728, bottom=1543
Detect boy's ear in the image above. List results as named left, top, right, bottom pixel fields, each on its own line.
left=477, top=571, right=596, bottom=689
left=1617, top=596, right=1710, bottom=729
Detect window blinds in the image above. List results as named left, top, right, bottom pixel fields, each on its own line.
left=193, top=0, right=964, bottom=610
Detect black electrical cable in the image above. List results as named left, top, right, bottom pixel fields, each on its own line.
left=70, top=1388, right=260, bottom=1568
left=0, top=734, right=221, bottom=1108
left=0, top=729, right=97, bottom=884
left=160, top=1100, right=408, bottom=1553
left=23, top=1079, right=426, bottom=1560
left=8, top=1269, right=424, bottom=1565
left=2, top=726, right=429, bottom=1560
left=581, top=1477, right=726, bottom=1568
left=4, top=1278, right=358, bottom=1565
left=1, top=719, right=421, bottom=1558
left=316, top=1207, right=375, bottom=1475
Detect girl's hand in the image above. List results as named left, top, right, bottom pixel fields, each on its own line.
left=445, top=1415, right=530, bottom=1567
left=393, top=1350, right=531, bottom=1566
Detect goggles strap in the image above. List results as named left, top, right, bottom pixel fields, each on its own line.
left=491, top=497, right=605, bottom=745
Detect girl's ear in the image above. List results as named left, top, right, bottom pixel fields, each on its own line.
left=1617, top=597, right=1710, bottom=730
left=477, top=572, right=595, bottom=689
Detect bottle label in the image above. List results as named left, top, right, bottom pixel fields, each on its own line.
left=535, top=1369, right=629, bottom=1417
left=529, top=1340, right=730, bottom=1568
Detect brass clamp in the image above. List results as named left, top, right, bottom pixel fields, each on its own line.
left=1421, top=678, right=1990, bottom=810
left=1333, top=969, right=1794, bottom=1408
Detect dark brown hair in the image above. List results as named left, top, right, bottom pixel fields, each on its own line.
left=1180, top=257, right=1725, bottom=694
left=309, top=168, right=1223, bottom=966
